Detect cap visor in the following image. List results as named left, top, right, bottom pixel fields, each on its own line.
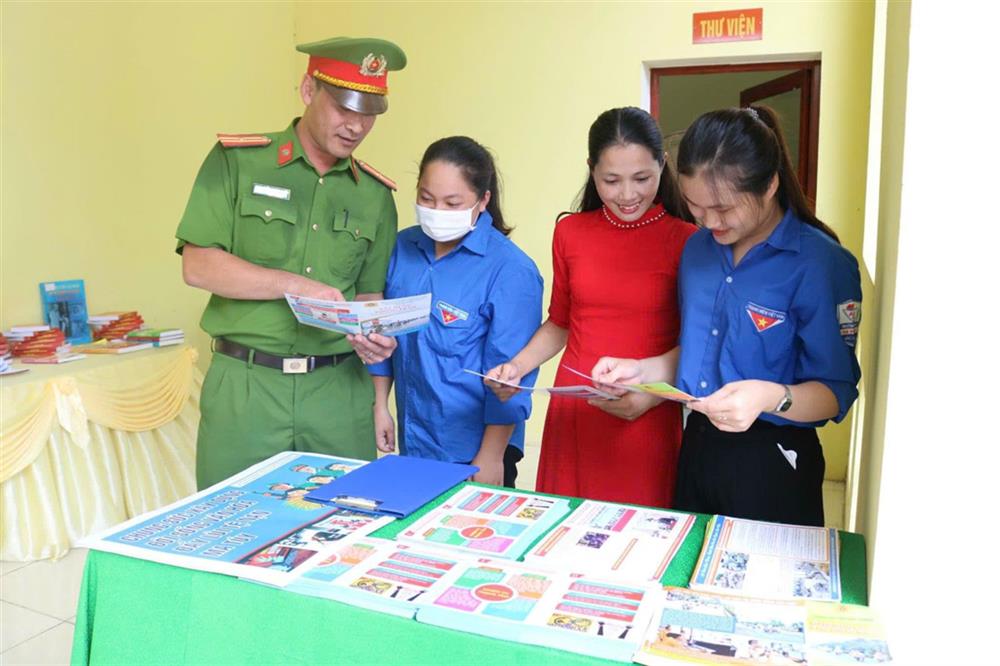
left=327, top=86, right=387, bottom=115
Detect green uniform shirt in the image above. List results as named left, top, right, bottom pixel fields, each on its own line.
left=176, top=119, right=397, bottom=355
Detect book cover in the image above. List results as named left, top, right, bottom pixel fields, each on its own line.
left=398, top=486, right=572, bottom=560
left=76, top=340, right=154, bottom=354
left=39, top=280, right=92, bottom=344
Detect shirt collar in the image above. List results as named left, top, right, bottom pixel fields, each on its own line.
left=412, top=210, right=493, bottom=259
left=278, top=119, right=360, bottom=182
left=764, top=208, right=802, bottom=253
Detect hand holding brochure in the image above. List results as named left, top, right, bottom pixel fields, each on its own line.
left=462, top=369, right=619, bottom=400
left=285, top=292, right=431, bottom=336
left=563, top=365, right=698, bottom=404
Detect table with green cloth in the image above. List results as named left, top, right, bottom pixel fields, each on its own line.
left=71, top=484, right=867, bottom=665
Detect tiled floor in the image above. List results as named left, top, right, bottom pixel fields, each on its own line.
left=0, top=548, right=87, bottom=665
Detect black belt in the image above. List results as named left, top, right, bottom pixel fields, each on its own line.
left=213, top=338, right=353, bottom=374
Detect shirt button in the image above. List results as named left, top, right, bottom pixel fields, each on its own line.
left=264, top=210, right=272, bottom=218
left=318, top=177, right=325, bottom=185
left=305, top=266, right=312, bottom=274
left=700, top=381, right=708, bottom=389
left=312, top=224, right=318, bottom=231
left=725, top=276, right=733, bottom=284
left=712, top=329, right=718, bottom=336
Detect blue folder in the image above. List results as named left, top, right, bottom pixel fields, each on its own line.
left=303, top=455, right=478, bottom=518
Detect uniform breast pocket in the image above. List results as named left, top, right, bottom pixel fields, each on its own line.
left=425, top=306, right=485, bottom=358
left=733, top=300, right=796, bottom=372
left=328, top=216, right=377, bottom=281
left=234, top=196, right=298, bottom=266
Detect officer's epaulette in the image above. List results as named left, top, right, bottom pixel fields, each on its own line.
left=355, top=158, right=398, bottom=191
left=216, top=133, right=272, bottom=148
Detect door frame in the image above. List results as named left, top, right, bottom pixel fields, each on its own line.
left=650, top=60, right=821, bottom=207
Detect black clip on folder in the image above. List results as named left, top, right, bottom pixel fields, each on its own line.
left=304, top=454, right=479, bottom=519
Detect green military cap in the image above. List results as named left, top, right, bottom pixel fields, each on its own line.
left=296, top=36, right=407, bottom=115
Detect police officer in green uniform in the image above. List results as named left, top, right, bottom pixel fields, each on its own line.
left=176, top=37, right=406, bottom=489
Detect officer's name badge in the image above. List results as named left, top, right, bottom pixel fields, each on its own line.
left=437, top=301, right=469, bottom=325
left=746, top=301, right=786, bottom=333
left=252, top=183, right=292, bottom=201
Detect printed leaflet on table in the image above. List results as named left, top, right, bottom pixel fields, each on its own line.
left=414, top=558, right=659, bottom=663
left=634, top=587, right=891, bottom=665
left=285, top=292, right=431, bottom=336
left=398, top=486, right=571, bottom=560
left=690, top=515, right=842, bottom=602
left=523, top=500, right=696, bottom=582
left=462, top=369, right=619, bottom=400
left=285, top=537, right=468, bottom=618
left=83, top=451, right=393, bottom=586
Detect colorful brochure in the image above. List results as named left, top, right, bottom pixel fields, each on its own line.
left=285, top=538, right=469, bottom=618
left=285, top=292, right=431, bottom=336
left=462, top=369, right=619, bottom=400
left=634, top=587, right=891, bottom=665
left=690, top=515, right=842, bottom=602
left=563, top=365, right=698, bottom=404
left=523, top=500, right=696, bottom=583
left=83, top=452, right=393, bottom=586
left=415, top=559, right=659, bottom=663
left=397, top=486, right=571, bottom=560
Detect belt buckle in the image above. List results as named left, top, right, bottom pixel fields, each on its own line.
left=282, top=357, right=309, bottom=374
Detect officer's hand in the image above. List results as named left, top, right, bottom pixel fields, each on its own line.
left=689, top=380, right=778, bottom=432
left=290, top=276, right=345, bottom=302
left=484, top=361, right=524, bottom=402
left=373, top=404, right=396, bottom=453
left=347, top=333, right=397, bottom=365
left=588, top=391, right=660, bottom=422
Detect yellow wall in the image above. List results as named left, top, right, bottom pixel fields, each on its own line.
left=1, top=1, right=298, bottom=368
left=2, top=1, right=874, bottom=483
left=293, top=0, right=875, bottom=481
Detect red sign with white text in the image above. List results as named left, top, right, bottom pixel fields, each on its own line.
left=693, top=8, right=763, bottom=44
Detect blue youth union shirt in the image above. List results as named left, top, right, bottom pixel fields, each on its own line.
left=368, top=211, right=543, bottom=462
left=676, top=209, right=862, bottom=427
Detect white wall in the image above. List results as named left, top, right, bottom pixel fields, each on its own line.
left=868, top=2, right=999, bottom=662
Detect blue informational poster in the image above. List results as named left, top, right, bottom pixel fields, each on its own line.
left=84, top=452, right=394, bottom=586
left=39, top=279, right=92, bottom=344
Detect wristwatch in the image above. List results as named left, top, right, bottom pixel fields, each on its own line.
left=773, top=384, right=793, bottom=413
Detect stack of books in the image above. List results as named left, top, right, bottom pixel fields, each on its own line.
left=0, top=333, right=22, bottom=375
left=125, top=328, right=185, bottom=347
left=89, top=311, right=144, bottom=340
left=8, top=327, right=86, bottom=364
left=76, top=339, right=154, bottom=355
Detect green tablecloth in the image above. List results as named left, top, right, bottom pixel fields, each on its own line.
left=71, top=484, right=866, bottom=665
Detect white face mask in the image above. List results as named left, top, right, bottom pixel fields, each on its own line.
left=414, top=202, right=478, bottom=242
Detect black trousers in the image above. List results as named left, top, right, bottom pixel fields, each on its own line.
left=674, top=412, right=825, bottom=527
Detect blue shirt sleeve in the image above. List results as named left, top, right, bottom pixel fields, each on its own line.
left=794, top=246, right=862, bottom=422
left=481, top=261, right=544, bottom=425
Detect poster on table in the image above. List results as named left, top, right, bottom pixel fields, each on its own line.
left=84, top=451, right=393, bottom=586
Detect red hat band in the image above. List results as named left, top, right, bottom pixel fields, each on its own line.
left=308, top=55, right=388, bottom=96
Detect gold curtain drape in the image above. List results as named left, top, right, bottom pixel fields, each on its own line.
left=0, top=347, right=201, bottom=560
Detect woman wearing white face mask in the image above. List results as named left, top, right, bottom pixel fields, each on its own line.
left=357, top=136, right=543, bottom=487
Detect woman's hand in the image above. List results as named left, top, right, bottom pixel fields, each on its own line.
left=688, top=380, right=784, bottom=432
left=588, top=390, right=661, bottom=422
left=470, top=451, right=504, bottom=486
left=373, top=404, right=396, bottom=453
left=347, top=333, right=397, bottom=365
left=590, top=356, right=644, bottom=397
left=483, top=361, right=524, bottom=402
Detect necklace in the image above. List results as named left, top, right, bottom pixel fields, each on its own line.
left=601, top=205, right=666, bottom=229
